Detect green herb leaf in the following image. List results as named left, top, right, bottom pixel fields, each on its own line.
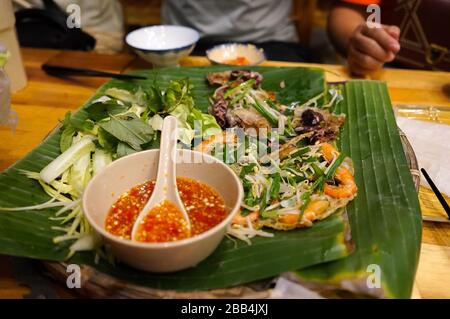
left=61, top=112, right=93, bottom=133
left=244, top=192, right=255, bottom=207
left=59, top=112, right=94, bottom=151
left=98, top=115, right=153, bottom=150
left=116, top=141, right=137, bottom=158
left=147, top=86, right=164, bottom=114
left=163, top=78, right=194, bottom=114
left=270, top=173, right=281, bottom=200
left=105, top=88, right=136, bottom=104
left=60, top=125, right=76, bottom=153
left=239, top=163, right=257, bottom=179
left=85, top=101, right=128, bottom=122
left=241, top=180, right=252, bottom=193
left=97, top=127, right=118, bottom=153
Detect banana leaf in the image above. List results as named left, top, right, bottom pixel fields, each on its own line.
left=294, top=81, right=422, bottom=298
left=0, top=67, right=353, bottom=290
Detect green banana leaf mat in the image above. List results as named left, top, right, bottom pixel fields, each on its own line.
left=0, top=66, right=421, bottom=298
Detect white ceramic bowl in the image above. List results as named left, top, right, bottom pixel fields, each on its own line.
left=207, top=43, right=266, bottom=66
left=125, top=25, right=200, bottom=67
left=82, top=149, right=243, bottom=273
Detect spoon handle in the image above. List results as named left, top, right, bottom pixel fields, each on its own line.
left=131, top=116, right=191, bottom=240
left=153, top=115, right=179, bottom=200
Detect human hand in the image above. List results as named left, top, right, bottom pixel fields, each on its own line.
left=347, top=23, right=401, bottom=76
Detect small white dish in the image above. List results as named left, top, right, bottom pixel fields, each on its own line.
left=82, top=149, right=243, bottom=273
left=206, top=43, right=266, bottom=66
left=125, top=25, right=200, bottom=68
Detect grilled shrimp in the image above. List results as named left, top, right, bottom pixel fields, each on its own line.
left=324, top=166, right=357, bottom=198
left=195, top=132, right=237, bottom=154
left=279, top=200, right=330, bottom=225
left=320, top=142, right=339, bottom=163
left=233, top=211, right=260, bottom=225
left=320, top=143, right=357, bottom=199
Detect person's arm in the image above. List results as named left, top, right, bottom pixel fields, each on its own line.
left=327, top=1, right=401, bottom=75
left=328, top=3, right=366, bottom=56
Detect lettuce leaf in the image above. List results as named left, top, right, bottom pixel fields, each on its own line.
left=188, top=108, right=222, bottom=139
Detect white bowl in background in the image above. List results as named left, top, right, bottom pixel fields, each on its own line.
left=206, top=43, right=266, bottom=66
left=82, top=149, right=243, bottom=273
left=125, top=25, right=200, bottom=67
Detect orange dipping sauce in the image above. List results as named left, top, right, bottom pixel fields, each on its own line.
left=223, top=56, right=251, bottom=65
left=104, top=177, right=228, bottom=243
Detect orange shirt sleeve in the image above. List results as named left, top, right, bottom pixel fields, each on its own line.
left=341, top=0, right=381, bottom=5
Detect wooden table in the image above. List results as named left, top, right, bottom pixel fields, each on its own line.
left=1, top=48, right=449, bottom=299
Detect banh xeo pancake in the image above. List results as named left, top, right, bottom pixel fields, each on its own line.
left=197, top=70, right=357, bottom=241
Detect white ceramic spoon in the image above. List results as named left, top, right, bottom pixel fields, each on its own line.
left=131, top=116, right=191, bottom=240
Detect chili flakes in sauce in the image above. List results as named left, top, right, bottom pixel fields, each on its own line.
left=105, top=177, right=227, bottom=243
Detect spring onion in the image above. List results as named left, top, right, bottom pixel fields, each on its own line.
left=325, top=153, right=346, bottom=180
left=223, top=79, right=256, bottom=99
left=270, top=173, right=281, bottom=200
left=311, top=163, right=324, bottom=178
left=40, top=135, right=95, bottom=184
left=92, top=149, right=112, bottom=176
left=252, top=96, right=279, bottom=125
left=289, top=147, right=311, bottom=158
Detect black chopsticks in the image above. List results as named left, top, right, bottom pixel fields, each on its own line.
left=42, top=64, right=147, bottom=80
left=421, top=168, right=450, bottom=219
